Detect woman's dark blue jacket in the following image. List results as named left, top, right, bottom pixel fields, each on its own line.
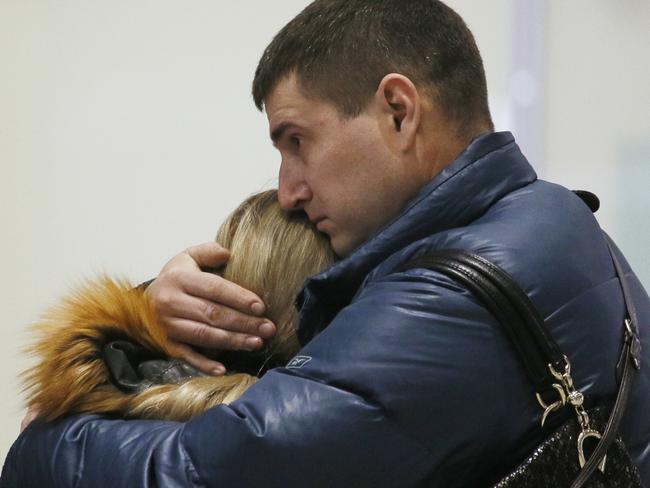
left=2, top=132, right=649, bottom=487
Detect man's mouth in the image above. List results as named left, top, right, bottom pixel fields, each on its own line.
left=306, top=211, right=326, bottom=225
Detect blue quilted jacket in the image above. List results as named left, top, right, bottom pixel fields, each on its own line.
left=2, top=132, right=649, bottom=487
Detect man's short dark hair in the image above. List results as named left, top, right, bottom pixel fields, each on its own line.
left=252, top=0, right=494, bottom=137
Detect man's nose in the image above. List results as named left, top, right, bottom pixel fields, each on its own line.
left=278, top=160, right=312, bottom=211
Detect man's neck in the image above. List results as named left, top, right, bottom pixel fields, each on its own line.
left=424, top=126, right=493, bottom=181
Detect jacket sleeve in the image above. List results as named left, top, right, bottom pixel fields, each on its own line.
left=1, top=269, right=527, bottom=488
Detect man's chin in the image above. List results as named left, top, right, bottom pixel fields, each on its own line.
left=329, top=233, right=360, bottom=259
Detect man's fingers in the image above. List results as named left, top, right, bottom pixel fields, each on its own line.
left=182, top=271, right=268, bottom=318
left=163, top=294, right=276, bottom=339
left=166, top=318, right=266, bottom=352
left=171, top=343, right=226, bottom=376
left=185, top=242, right=231, bottom=269
left=146, top=243, right=276, bottom=355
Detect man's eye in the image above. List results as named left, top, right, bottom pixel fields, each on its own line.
left=290, top=136, right=301, bottom=148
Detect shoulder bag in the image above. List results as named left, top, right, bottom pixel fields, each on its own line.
left=397, top=235, right=644, bottom=487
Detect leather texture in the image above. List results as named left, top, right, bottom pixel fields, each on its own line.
left=103, top=340, right=206, bottom=394
left=495, top=405, right=643, bottom=488
left=3, top=132, right=650, bottom=488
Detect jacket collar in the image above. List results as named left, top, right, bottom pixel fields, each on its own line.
left=296, top=131, right=538, bottom=344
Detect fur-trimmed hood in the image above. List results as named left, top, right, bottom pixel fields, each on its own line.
left=24, top=277, right=257, bottom=422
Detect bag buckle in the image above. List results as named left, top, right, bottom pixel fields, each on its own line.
left=625, top=318, right=642, bottom=370
left=536, top=356, right=606, bottom=473
left=535, top=384, right=566, bottom=427
left=578, top=429, right=607, bottom=473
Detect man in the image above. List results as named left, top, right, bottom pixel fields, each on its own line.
left=3, top=1, right=649, bottom=487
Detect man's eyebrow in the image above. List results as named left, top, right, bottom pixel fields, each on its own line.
left=270, top=122, right=300, bottom=146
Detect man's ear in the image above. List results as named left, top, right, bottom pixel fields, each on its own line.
left=375, top=73, right=422, bottom=152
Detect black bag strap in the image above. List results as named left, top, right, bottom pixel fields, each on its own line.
left=394, top=251, right=566, bottom=395
left=395, top=236, right=640, bottom=487
left=570, top=235, right=641, bottom=487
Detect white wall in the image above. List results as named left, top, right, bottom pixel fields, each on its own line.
left=0, top=0, right=309, bottom=464
left=544, top=0, right=650, bottom=286
left=1, top=0, right=648, bottom=464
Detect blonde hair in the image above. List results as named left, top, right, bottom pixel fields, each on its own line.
left=24, top=190, right=335, bottom=422
left=129, top=190, right=335, bottom=419
left=216, top=189, right=334, bottom=359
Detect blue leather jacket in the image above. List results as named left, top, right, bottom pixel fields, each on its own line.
left=3, top=132, right=649, bottom=487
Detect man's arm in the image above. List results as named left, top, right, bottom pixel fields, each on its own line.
left=3, top=270, right=521, bottom=488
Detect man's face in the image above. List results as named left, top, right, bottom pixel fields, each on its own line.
left=266, top=74, right=423, bottom=257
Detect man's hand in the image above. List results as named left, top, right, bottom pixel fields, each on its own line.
left=146, top=242, right=276, bottom=375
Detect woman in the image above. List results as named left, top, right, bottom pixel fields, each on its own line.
left=23, top=190, right=335, bottom=422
